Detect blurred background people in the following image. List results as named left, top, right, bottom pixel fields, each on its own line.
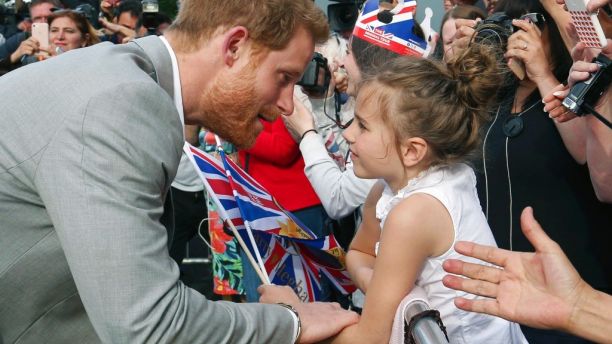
left=0, top=0, right=60, bottom=73
left=99, top=0, right=143, bottom=43
left=433, top=4, right=486, bottom=60
left=18, top=8, right=99, bottom=65
left=48, top=9, right=98, bottom=52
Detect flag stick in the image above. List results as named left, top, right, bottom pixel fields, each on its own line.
left=213, top=135, right=271, bottom=286
left=223, top=218, right=271, bottom=285
left=242, top=222, right=271, bottom=284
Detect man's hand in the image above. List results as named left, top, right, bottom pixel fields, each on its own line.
left=442, top=207, right=588, bottom=331
left=258, top=285, right=359, bottom=344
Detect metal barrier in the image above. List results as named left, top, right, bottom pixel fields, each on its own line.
left=403, top=300, right=449, bottom=344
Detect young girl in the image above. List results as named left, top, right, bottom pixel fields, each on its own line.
left=332, top=44, right=527, bottom=343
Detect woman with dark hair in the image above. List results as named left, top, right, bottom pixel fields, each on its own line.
left=48, top=10, right=100, bottom=53
left=475, top=0, right=612, bottom=343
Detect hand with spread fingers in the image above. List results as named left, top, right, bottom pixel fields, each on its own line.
left=442, top=207, right=612, bottom=343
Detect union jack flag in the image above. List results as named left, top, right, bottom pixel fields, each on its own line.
left=184, top=143, right=356, bottom=300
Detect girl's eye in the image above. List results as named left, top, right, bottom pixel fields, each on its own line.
left=358, top=121, right=366, bottom=130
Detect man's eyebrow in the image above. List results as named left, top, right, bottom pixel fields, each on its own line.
left=280, top=68, right=302, bottom=80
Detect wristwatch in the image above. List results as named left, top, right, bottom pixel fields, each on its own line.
left=277, top=303, right=302, bottom=344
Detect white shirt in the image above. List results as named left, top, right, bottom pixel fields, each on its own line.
left=160, top=36, right=204, bottom=192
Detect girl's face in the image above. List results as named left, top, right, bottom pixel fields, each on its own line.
left=50, top=17, right=86, bottom=52
left=342, top=86, right=404, bottom=182
left=341, top=44, right=361, bottom=97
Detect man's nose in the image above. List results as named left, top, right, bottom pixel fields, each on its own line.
left=276, top=86, right=294, bottom=115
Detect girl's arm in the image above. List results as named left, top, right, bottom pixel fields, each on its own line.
left=333, top=193, right=455, bottom=344
left=346, top=181, right=384, bottom=292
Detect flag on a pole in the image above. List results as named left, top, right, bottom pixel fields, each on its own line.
left=185, top=143, right=356, bottom=300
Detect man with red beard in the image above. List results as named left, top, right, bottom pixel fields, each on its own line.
left=0, top=0, right=359, bottom=343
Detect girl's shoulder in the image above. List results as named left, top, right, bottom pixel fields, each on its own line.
left=383, top=193, right=455, bottom=257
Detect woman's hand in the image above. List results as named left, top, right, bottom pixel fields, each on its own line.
left=449, top=18, right=479, bottom=57
left=10, top=37, right=40, bottom=63
left=506, top=19, right=556, bottom=86
left=542, top=39, right=611, bottom=122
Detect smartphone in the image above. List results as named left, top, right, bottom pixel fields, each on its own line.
left=31, top=22, right=49, bottom=57
left=565, top=0, right=608, bottom=48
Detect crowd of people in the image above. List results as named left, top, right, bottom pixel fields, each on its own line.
left=0, top=0, right=610, bottom=343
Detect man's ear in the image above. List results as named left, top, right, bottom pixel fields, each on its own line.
left=221, top=26, right=249, bottom=67
left=400, top=137, right=428, bottom=167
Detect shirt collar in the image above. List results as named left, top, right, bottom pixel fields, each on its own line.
left=159, top=35, right=185, bottom=132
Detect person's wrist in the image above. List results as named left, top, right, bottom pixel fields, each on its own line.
left=565, top=280, right=593, bottom=333
left=277, top=303, right=301, bottom=344
left=299, top=129, right=318, bottom=142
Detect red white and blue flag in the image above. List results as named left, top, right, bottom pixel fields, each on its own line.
left=184, top=143, right=356, bottom=300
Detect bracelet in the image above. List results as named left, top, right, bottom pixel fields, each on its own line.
left=300, top=129, right=318, bottom=142
left=277, top=303, right=302, bottom=344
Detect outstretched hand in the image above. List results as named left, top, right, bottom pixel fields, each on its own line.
left=258, top=284, right=359, bottom=343
left=442, top=207, right=588, bottom=331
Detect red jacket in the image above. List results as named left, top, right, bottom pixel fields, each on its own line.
left=238, top=118, right=321, bottom=211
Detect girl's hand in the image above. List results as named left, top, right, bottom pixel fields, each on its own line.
left=282, top=96, right=316, bottom=142
left=505, top=19, right=556, bottom=86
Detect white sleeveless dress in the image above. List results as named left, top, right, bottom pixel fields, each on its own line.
left=375, top=163, right=528, bottom=344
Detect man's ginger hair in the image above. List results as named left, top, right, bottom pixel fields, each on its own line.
left=167, top=0, right=329, bottom=52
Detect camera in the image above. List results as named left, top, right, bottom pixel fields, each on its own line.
left=474, top=12, right=545, bottom=48
left=141, top=0, right=159, bottom=35
left=562, top=53, right=611, bottom=115
left=327, top=1, right=362, bottom=33
left=297, top=52, right=331, bottom=96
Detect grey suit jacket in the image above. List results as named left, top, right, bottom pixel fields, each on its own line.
left=0, top=36, right=294, bottom=344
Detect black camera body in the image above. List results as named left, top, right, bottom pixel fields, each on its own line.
left=297, top=52, right=331, bottom=96
left=563, top=53, right=612, bottom=115
left=141, top=0, right=159, bottom=34
left=327, top=1, right=362, bottom=33
left=474, top=12, right=545, bottom=48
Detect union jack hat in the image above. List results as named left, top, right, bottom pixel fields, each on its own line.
left=352, top=0, right=429, bottom=57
